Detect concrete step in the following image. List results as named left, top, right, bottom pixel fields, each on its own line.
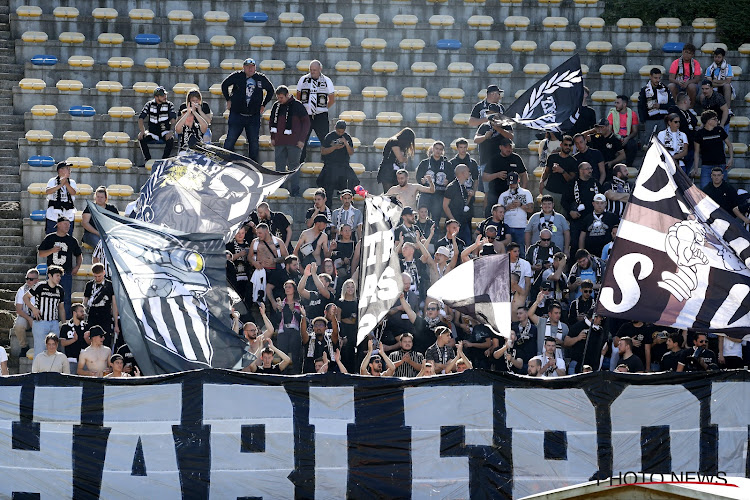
left=0, top=272, right=26, bottom=284
left=0, top=217, right=21, bottom=228
left=0, top=227, right=21, bottom=236
left=0, top=166, right=18, bottom=174
left=0, top=182, right=20, bottom=192
left=0, top=193, right=20, bottom=202
left=0, top=235, right=22, bottom=246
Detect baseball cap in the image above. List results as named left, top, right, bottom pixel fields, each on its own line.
left=484, top=224, right=498, bottom=232
left=56, top=161, right=71, bottom=171
left=541, top=280, right=552, bottom=291
left=487, top=84, right=502, bottom=94
left=313, top=214, right=330, bottom=224
left=498, top=137, right=513, bottom=147
left=435, top=246, right=451, bottom=258
left=597, top=118, right=609, bottom=127
left=480, top=243, right=496, bottom=256
left=243, top=58, right=256, bottom=66
left=339, top=189, right=352, bottom=197
left=593, top=193, right=606, bottom=202
left=110, top=354, right=123, bottom=363
left=508, top=172, right=519, bottom=184
left=401, top=206, right=414, bottom=216
left=55, top=215, right=69, bottom=225
left=335, top=119, right=347, bottom=129
left=153, top=86, right=166, bottom=96
left=89, top=325, right=106, bottom=338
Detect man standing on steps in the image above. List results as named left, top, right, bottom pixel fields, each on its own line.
left=297, top=60, right=336, bottom=164
left=44, top=161, right=77, bottom=236
left=270, top=86, right=310, bottom=197
left=37, top=216, right=81, bottom=318
left=24, top=264, right=66, bottom=356
left=13, top=268, right=39, bottom=358
left=221, top=58, right=275, bottom=162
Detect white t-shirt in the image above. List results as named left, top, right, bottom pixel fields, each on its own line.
left=45, top=177, right=77, bottom=222
left=0, top=346, right=7, bottom=365
left=723, top=336, right=743, bottom=357
left=296, top=73, right=335, bottom=115
left=541, top=353, right=566, bottom=377
left=498, top=187, right=533, bottom=229
left=15, top=284, right=34, bottom=315
left=510, top=257, right=533, bottom=290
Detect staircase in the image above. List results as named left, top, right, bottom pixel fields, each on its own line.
left=0, top=0, right=37, bottom=373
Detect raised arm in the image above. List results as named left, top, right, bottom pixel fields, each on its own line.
left=271, top=338, right=292, bottom=372
left=297, top=265, right=313, bottom=300
left=360, top=338, right=374, bottom=375
left=527, top=292, right=544, bottom=325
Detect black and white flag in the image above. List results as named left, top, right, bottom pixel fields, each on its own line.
left=500, top=54, right=584, bottom=132
left=132, top=144, right=290, bottom=242
left=427, top=254, right=511, bottom=337
left=89, top=203, right=247, bottom=375
left=357, top=196, right=404, bottom=345
left=597, top=140, right=750, bottom=338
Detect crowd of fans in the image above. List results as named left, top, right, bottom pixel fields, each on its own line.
left=7, top=47, right=750, bottom=378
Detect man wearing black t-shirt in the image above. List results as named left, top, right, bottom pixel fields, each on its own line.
left=692, top=110, right=733, bottom=188
left=443, top=164, right=475, bottom=243
left=246, top=202, right=292, bottom=249
left=245, top=340, right=292, bottom=373
left=660, top=331, right=685, bottom=372
left=297, top=263, right=333, bottom=320
left=573, top=134, right=606, bottom=185
left=540, top=135, right=578, bottom=213
left=617, top=337, right=645, bottom=373
left=318, top=120, right=358, bottom=207
left=416, top=141, right=453, bottom=222
left=476, top=205, right=512, bottom=249
left=702, top=166, right=739, bottom=214
left=616, top=321, right=653, bottom=371
left=450, top=138, right=480, bottom=191
left=511, top=306, right=538, bottom=371
left=562, top=86, right=597, bottom=136
left=474, top=110, right=514, bottom=193
left=677, top=332, right=718, bottom=372
left=469, top=84, right=506, bottom=128
left=562, top=162, right=602, bottom=258
left=587, top=120, right=625, bottom=184
left=84, top=263, right=118, bottom=349
left=59, top=303, right=89, bottom=374
left=483, top=138, right=527, bottom=217
left=435, top=220, right=466, bottom=262
left=38, top=216, right=82, bottom=318
left=301, top=311, right=339, bottom=373
left=579, top=194, right=620, bottom=259
left=393, top=207, right=423, bottom=245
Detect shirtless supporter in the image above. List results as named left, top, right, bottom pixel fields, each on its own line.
left=294, top=214, right=330, bottom=267
left=249, top=223, right=289, bottom=302
left=77, top=325, right=111, bottom=377
left=386, top=168, right=435, bottom=209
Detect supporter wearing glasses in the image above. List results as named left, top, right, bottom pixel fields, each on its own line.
left=13, top=269, right=40, bottom=358
left=677, top=333, right=718, bottom=372
left=657, top=113, right=688, bottom=174
left=525, top=195, right=570, bottom=256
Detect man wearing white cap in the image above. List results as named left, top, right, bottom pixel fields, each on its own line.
left=498, top=171, right=533, bottom=254
left=578, top=193, right=619, bottom=259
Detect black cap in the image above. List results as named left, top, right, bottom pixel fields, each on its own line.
left=508, top=172, right=519, bottom=184
left=498, top=137, right=513, bottom=147
left=55, top=215, right=69, bottom=225
left=541, top=280, right=552, bottom=291
left=479, top=243, right=496, bottom=256
left=56, top=161, right=70, bottom=171
left=335, top=119, right=347, bottom=129
left=597, top=118, right=610, bottom=127
left=110, top=353, right=123, bottom=363
left=339, top=189, right=352, bottom=197
left=89, top=325, right=106, bottom=338
left=402, top=206, right=414, bottom=215
left=487, top=84, right=501, bottom=94
left=313, top=214, right=330, bottom=224
left=153, top=86, right=166, bottom=96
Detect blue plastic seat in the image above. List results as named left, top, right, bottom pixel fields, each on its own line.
left=30, top=210, right=46, bottom=221
left=36, top=264, right=47, bottom=275
left=437, top=39, right=462, bottom=50
left=28, top=155, right=55, bottom=167
left=308, top=136, right=321, bottom=147
left=31, top=55, right=58, bottom=66
left=243, top=12, right=268, bottom=23
left=135, top=33, right=161, bottom=45
left=662, top=42, right=684, bottom=53
left=69, top=105, right=96, bottom=117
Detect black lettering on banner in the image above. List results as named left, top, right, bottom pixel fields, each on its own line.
left=0, top=371, right=748, bottom=499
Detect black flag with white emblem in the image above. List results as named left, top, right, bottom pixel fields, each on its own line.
left=427, top=254, right=511, bottom=337
left=132, top=143, right=290, bottom=242
left=89, top=203, right=247, bottom=375
left=499, top=54, right=584, bottom=132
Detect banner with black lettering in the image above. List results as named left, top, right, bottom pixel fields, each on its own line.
left=357, top=195, right=404, bottom=345
left=1, top=369, right=748, bottom=499
left=597, top=141, right=750, bottom=337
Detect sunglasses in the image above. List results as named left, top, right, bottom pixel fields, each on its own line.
left=672, top=120, right=681, bottom=123
left=26, top=277, right=36, bottom=281
left=582, top=289, right=592, bottom=293
left=540, top=238, right=551, bottom=242
left=427, top=307, right=438, bottom=311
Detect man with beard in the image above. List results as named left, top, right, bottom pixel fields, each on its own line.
left=268, top=255, right=302, bottom=300
left=567, top=308, right=607, bottom=373
left=677, top=332, right=718, bottom=372
left=393, top=207, right=423, bottom=245
left=660, top=331, right=685, bottom=371
left=529, top=294, right=570, bottom=357
left=401, top=295, right=448, bottom=355
left=540, top=336, right=566, bottom=377
left=443, top=164, right=477, bottom=244
left=240, top=303, right=274, bottom=367
left=638, top=67, right=674, bottom=144
left=386, top=169, right=435, bottom=212
left=603, top=163, right=631, bottom=219
left=562, top=161, right=601, bottom=258
left=615, top=321, right=654, bottom=372
left=331, top=189, right=364, bottom=241
left=245, top=202, right=292, bottom=249
left=492, top=331, right=523, bottom=373
left=483, top=137, right=527, bottom=217
left=587, top=119, right=625, bottom=184
left=59, top=303, right=89, bottom=375
left=511, top=306, right=538, bottom=372
left=450, top=138, right=481, bottom=191
left=607, top=95, right=640, bottom=168
left=568, top=280, right=595, bottom=325
left=227, top=226, right=251, bottom=304
left=539, top=135, right=578, bottom=213
left=425, top=326, right=457, bottom=374
left=579, top=194, right=619, bottom=259
left=301, top=308, right=339, bottom=374
left=526, top=357, right=543, bottom=377
left=360, top=338, right=396, bottom=376
left=469, top=84, right=506, bottom=127
left=390, top=333, right=424, bottom=377
left=416, top=141, right=453, bottom=221
left=525, top=195, right=570, bottom=253
left=477, top=204, right=512, bottom=250
left=525, top=229, right=561, bottom=288
left=83, top=263, right=119, bottom=349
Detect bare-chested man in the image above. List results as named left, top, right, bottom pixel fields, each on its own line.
left=241, top=302, right=274, bottom=355
left=294, top=214, right=330, bottom=267
left=386, top=168, right=434, bottom=208
left=77, top=325, right=111, bottom=377
left=250, top=223, right=289, bottom=299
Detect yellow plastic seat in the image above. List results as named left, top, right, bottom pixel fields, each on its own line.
left=105, top=158, right=133, bottom=171
left=692, top=18, right=716, bottom=30
left=514, top=89, right=527, bottom=99
left=639, top=65, right=665, bottom=77
left=108, top=57, right=134, bottom=69
left=511, top=41, right=537, bottom=52
left=339, top=110, right=366, bottom=123
left=19, top=78, right=46, bottom=90
left=728, top=167, right=750, bottom=179
left=373, top=61, right=398, bottom=73
left=475, top=40, right=500, bottom=52
left=402, top=87, right=428, bottom=99
left=334, top=86, right=351, bottom=98
left=524, top=63, right=550, bottom=75
left=210, top=35, right=235, bottom=47
left=335, top=61, right=361, bottom=73
left=98, top=33, right=124, bottom=45
left=411, top=62, right=437, bottom=74
left=296, top=60, right=312, bottom=72
left=362, top=87, right=388, bottom=99
left=354, top=14, right=379, bottom=26
left=108, top=106, right=135, bottom=119
left=107, top=184, right=135, bottom=197
left=579, top=17, right=605, bottom=29
left=302, top=188, right=319, bottom=200
left=453, top=113, right=470, bottom=125
left=733, top=67, right=744, bottom=77
left=630, top=91, right=640, bottom=103
left=468, top=15, right=493, bottom=28
left=414, top=138, right=436, bottom=152
left=216, top=61, right=241, bottom=73
left=543, top=17, right=568, bottom=28
left=102, top=132, right=130, bottom=144
left=279, top=12, right=304, bottom=24
left=393, top=15, right=418, bottom=27
left=626, top=42, right=652, bottom=53
left=701, top=42, right=727, bottom=55
left=361, top=38, right=387, bottom=50
left=655, top=17, right=681, bottom=30
left=25, top=130, right=53, bottom=143
left=416, top=113, right=442, bottom=124
left=267, top=188, right=290, bottom=200
left=53, top=7, right=79, bottom=18
left=16, top=6, right=42, bottom=17
left=438, top=88, right=465, bottom=100
left=591, top=91, right=617, bottom=103
left=209, top=84, right=223, bottom=96
left=581, top=64, right=590, bottom=75
left=286, top=37, right=311, bottom=49
left=174, top=34, right=199, bottom=46
left=448, top=62, right=474, bottom=74
left=487, top=63, right=514, bottom=75
left=449, top=139, right=477, bottom=151
left=325, top=37, right=350, bottom=49
left=67, top=56, right=94, bottom=68
left=62, top=131, right=90, bottom=143
left=504, top=16, right=530, bottom=28
left=66, top=157, right=93, bottom=169
left=77, top=265, right=93, bottom=277
left=728, top=144, right=748, bottom=155
left=429, top=15, right=454, bottom=27
left=144, top=58, right=170, bottom=69
left=373, top=138, right=389, bottom=150
left=168, top=10, right=193, bottom=22
left=59, top=32, right=85, bottom=44
left=249, top=36, right=274, bottom=49
left=300, top=163, right=325, bottom=175
left=129, top=9, right=154, bottom=20
left=173, top=83, right=199, bottom=95
left=400, top=39, right=426, bottom=51
left=550, top=41, right=576, bottom=52
left=133, top=82, right=158, bottom=94
left=96, top=81, right=123, bottom=93
left=27, top=183, right=46, bottom=195
left=730, top=116, right=750, bottom=129
left=573, top=0, right=598, bottom=4
left=92, top=8, right=117, bottom=20
left=223, top=134, right=248, bottom=147
left=184, top=59, right=210, bottom=70
left=376, top=112, right=402, bottom=124
left=21, top=31, right=48, bottom=43
left=31, top=105, right=58, bottom=117
left=586, top=41, right=612, bottom=53
left=600, top=64, right=626, bottom=76
left=738, top=44, right=750, bottom=55
left=318, top=13, right=343, bottom=25
left=259, top=60, right=285, bottom=72
left=204, top=10, right=229, bottom=23
left=617, top=18, right=643, bottom=30
left=56, top=80, right=83, bottom=92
